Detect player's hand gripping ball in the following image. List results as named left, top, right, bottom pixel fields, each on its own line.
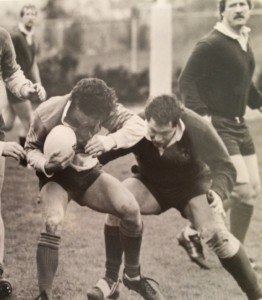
left=44, top=125, right=77, bottom=161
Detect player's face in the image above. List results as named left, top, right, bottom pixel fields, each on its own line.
left=21, top=8, right=37, bottom=30
left=73, top=109, right=101, bottom=143
left=147, top=118, right=177, bottom=148
left=222, top=0, right=251, bottom=33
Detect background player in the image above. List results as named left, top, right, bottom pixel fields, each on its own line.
left=3, top=4, right=42, bottom=166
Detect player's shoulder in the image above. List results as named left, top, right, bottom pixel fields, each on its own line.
left=197, top=29, right=222, bottom=49
left=182, top=108, right=211, bottom=133
left=0, top=27, right=11, bottom=43
left=36, top=94, right=69, bottom=114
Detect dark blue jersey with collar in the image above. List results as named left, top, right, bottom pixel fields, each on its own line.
left=99, top=108, right=236, bottom=201
left=179, top=29, right=262, bottom=117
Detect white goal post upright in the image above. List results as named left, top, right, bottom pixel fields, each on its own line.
left=150, top=0, right=173, bottom=97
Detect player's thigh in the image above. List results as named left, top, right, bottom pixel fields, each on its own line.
left=40, top=182, right=69, bottom=230
left=12, top=101, right=33, bottom=129
left=243, top=154, right=261, bottom=201
left=230, top=154, right=249, bottom=184
left=183, top=194, right=215, bottom=231
left=81, top=173, right=139, bottom=216
left=123, top=177, right=161, bottom=215
left=2, top=103, right=15, bottom=130
left=243, top=154, right=260, bottom=187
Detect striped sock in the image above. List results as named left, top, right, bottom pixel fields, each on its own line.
left=36, top=233, right=60, bottom=298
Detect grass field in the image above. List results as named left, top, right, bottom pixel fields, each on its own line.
left=2, top=119, right=262, bottom=300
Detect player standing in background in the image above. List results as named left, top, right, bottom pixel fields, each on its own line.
left=0, top=26, right=45, bottom=298
left=25, top=78, right=164, bottom=300
left=3, top=4, right=42, bottom=166
left=88, top=95, right=262, bottom=300
left=178, top=0, right=262, bottom=268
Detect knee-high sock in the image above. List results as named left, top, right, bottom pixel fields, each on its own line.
left=37, top=233, right=60, bottom=298
left=119, top=222, right=142, bottom=278
left=104, top=225, right=123, bottom=282
left=230, top=202, right=254, bottom=244
left=219, top=245, right=262, bottom=300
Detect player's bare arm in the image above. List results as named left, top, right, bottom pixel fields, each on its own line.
left=2, top=142, right=26, bottom=160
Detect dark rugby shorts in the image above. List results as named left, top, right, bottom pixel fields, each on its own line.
left=132, top=171, right=211, bottom=216
left=37, top=164, right=103, bottom=204
left=211, top=115, right=255, bottom=156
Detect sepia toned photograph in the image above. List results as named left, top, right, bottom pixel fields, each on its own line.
left=0, top=0, right=262, bottom=299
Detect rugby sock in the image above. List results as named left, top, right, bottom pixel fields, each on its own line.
left=37, top=233, right=60, bottom=298
left=119, top=222, right=143, bottom=278
left=230, top=202, right=254, bottom=244
left=219, top=245, right=262, bottom=300
left=104, top=225, right=123, bottom=282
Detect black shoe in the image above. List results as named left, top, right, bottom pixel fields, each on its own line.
left=87, top=277, right=120, bottom=300
left=0, top=278, right=12, bottom=298
left=177, top=229, right=210, bottom=270
left=122, top=271, right=165, bottom=300
left=34, top=291, right=48, bottom=300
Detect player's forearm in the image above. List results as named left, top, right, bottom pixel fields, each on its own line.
left=107, top=115, right=146, bottom=149
left=5, top=68, right=32, bottom=99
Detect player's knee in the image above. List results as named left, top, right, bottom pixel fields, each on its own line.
left=234, top=183, right=250, bottom=202
left=44, top=214, right=64, bottom=235
left=3, top=122, right=13, bottom=132
left=202, top=225, right=240, bottom=259
left=117, top=192, right=140, bottom=220
left=105, top=214, right=120, bottom=226
left=250, top=181, right=261, bottom=201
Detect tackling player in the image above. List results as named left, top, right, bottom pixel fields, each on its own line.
left=88, top=95, right=262, bottom=300
left=25, top=78, right=164, bottom=300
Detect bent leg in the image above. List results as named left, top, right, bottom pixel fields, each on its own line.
left=184, top=194, right=262, bottom=300
left=102, top=177, right=162, bottom=280
left=37, top=182, right=69, bottom=300
left=87, top=177, right=163, bottom=299
left=82, top=173, right=143, bottom=278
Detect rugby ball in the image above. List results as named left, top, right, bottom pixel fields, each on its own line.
left=44, top=125, right=77, bottom=159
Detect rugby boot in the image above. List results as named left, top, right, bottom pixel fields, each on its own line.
left=122, top=270, right=165, bottom=300
left=87, top=277, right=120, bottom=300
left=0, top=277, right=12, bottom=298
left=177, top=229, right=210, bottom=270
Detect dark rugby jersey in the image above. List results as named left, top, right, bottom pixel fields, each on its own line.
left=99, top=108, right=236, bottom=200
left=179, top=29, right=262, bottom=117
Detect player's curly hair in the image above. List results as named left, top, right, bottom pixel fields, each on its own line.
left=145, top=94, right=184, bottom=126
left=70, top=78, right=117, bottom=120
left=218, top=0, right=252, bottom=19
left=20, top=4, right=37, bottom=17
